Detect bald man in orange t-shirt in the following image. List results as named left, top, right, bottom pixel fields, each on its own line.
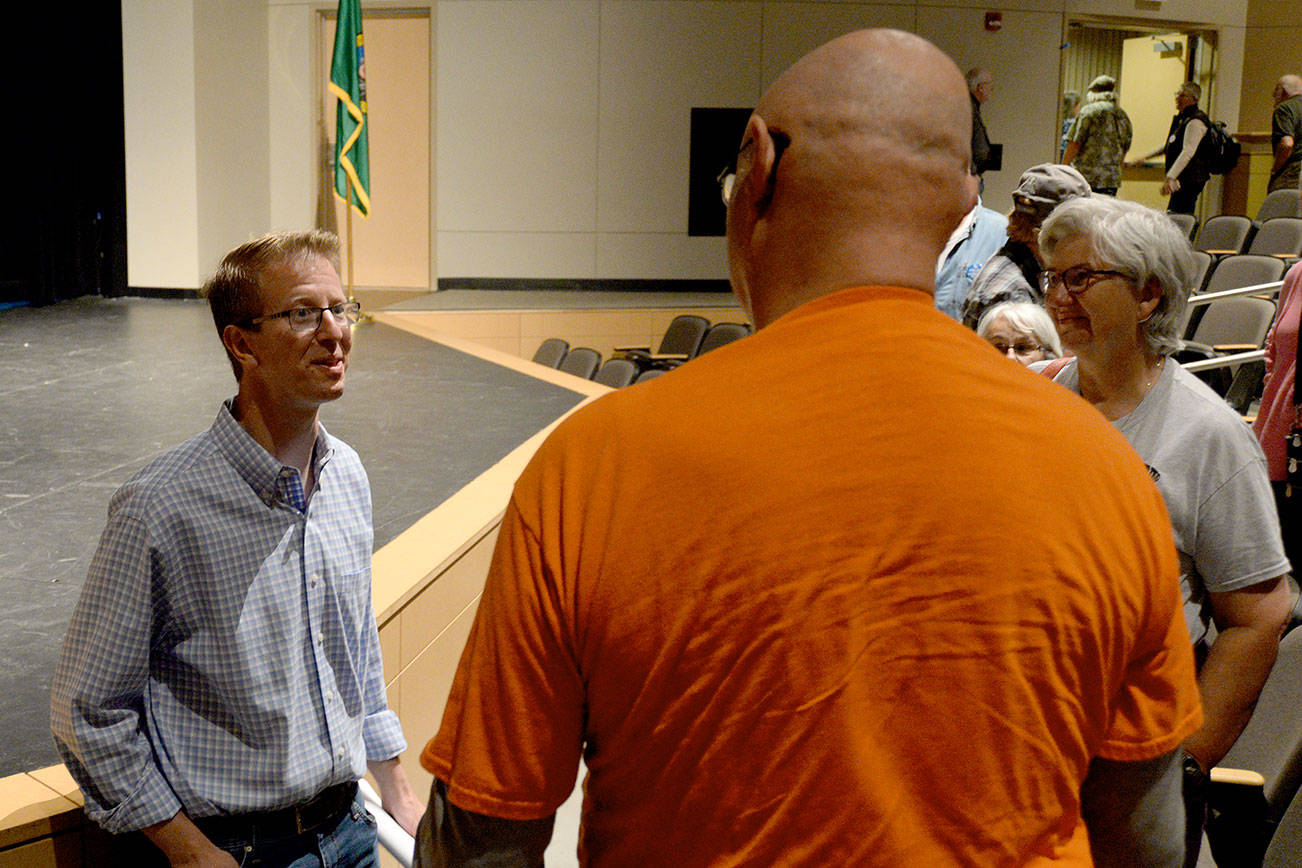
left=413, top=30, right=1201, bottom=867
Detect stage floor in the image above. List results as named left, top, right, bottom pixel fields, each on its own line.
left=0, top=296, right=587, bottom=776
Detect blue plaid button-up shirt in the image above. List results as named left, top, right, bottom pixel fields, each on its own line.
left=51, top=401, right=406, bottom=833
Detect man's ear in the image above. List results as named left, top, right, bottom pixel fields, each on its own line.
left=737, top=115, right=778, bottom=217
left=222, top=324, right=258, bottom=374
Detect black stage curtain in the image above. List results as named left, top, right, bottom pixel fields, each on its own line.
left=2, top=4, right=127, bottom=306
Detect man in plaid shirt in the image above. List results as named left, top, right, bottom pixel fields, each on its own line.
left=51, top=231, right=423, bottom=866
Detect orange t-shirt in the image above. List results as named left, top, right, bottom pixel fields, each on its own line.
left=423, top=286, right=1201, bottom=866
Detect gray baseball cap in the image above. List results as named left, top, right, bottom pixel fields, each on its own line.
left=1012, top=164, right=1091, bottom=221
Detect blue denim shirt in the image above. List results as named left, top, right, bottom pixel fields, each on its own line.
left=934, top=204, right=1008, bottom=322
left=51, top=401, right=405, bottom=833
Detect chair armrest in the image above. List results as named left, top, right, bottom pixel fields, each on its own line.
left=1175, top=341, right=1216, bottom=362
left=1212, top=343, right=1261, bottom=352
left=612, top=345, right=651, bottom=353
left=1210, top=767, right=1266, bottom=787
left=1203, top=249, right=1239, bottom=256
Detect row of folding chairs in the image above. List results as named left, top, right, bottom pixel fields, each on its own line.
left=530, top=315, right=754, bottom=388
left=1171, top=188, right=1301, bottom=248
left=1194, top=216, right=1302, bottom=261
left=1175, top=251, right=1286, bottom=404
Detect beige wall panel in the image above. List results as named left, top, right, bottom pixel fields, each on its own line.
left=437, top=232, right=598, bottom=278
left=268, top=5, right=317, bottom=233
left=194, top=0, right=271, bottom=273
left=1238, top=25, right=1302, bottom=133
left=0, top=833, right=81, bottom=868
left=0, top=773, right=79, bottom=849
left=535, top=310, right=659, bottom=336
left=122, top=0, right=200, bottom=287
left=919, top=7, right=1064, bottom=211
left=402, top=312, right=523, bottom=341
left=596, top=234, right=728, bottom=280
left=1215, top=25, right=1246, bottom=140
left=395, top=598, right=483, bottom=798
left=598, top=2, right=762, bottom=233
left=1069, top=0, right=1244, bottom=28
left=379, top=618, right=400, bottom=698
left=26, top=767, right=80, bottom=808
left=397, top=529, right=498, bottom=671
left=437, top=1, right=599, bottom=234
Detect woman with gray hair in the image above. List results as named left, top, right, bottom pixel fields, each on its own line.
left=1038, top=195, right=1292, bottom=867
left=976, top=300, right=1062, bottom=365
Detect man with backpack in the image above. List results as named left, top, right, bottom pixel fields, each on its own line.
left=1131, top=83, right=1213, bottom=215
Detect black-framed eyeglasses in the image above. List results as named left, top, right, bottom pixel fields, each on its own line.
left=717, top=131, right=791, bottom=207
left=238, top=301, right=362, bottom=332
left=1039, top=266, right=1132, bottom=296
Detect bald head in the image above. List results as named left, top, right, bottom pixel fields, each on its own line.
left=967, top=67, right=994, bottom=103
left=1277, top=74, right=1302, bottom=101
left=726, top=29, right=974, bottom=327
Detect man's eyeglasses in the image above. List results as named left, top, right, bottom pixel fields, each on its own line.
left=239, top=301, right=362, bottom=332
left=1039, top=266, right=1132, bottom=296
left=717, top=131, right=791, bottom=207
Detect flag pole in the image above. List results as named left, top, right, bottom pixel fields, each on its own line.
left=345, top=174, right=355, bottom=299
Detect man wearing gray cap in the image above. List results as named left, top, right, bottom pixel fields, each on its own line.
left=961, top=163, right=1091, bottom=329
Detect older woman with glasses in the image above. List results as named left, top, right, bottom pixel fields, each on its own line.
left=975, top=300, right=1061, bottom=365
left=1037, top=195, right=1292, bottom=866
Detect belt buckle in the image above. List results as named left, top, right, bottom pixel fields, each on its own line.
left=295, top=805, right=308, bottom=835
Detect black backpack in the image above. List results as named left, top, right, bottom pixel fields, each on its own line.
left=1202, top=119, right=1241, bottom=175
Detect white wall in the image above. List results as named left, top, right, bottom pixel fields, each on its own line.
left=125, top=0, right=1255, bottom=289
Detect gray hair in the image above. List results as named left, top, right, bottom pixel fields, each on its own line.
left=966, top=67, right=992, bottom=90
left=1039, top=197, right=1196, bottom=356
left=976, top=301, right=1063, bottom=358
left=1280, top=74, right=1302, bottom=98
left=1177, top=81, right=1201, bottom=102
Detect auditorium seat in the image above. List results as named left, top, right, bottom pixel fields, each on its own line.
left=696, top=322, right=752, bottom=355
left=1195, top=215, right=1255, bottom=256
left=1167, top=211, right=1198, bottom=243
left=593, top=358, right=638, bottom=388
left=1246, top=217, right=1302, bottom=262
left=558, top=347, right=601, bottom=379
left=531, top=337, right=569, bottom=368
left=614, top=314, right=709, bottom=369
left=1205, top=628, right=1302, bottom=865
left=1256, top=188, right=1301, bottom=223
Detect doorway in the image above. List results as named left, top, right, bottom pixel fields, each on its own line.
left=1060, top=20, right=1219, bottom=216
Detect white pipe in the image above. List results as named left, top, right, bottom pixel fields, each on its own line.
left=1180, top=349, right=1266, bottom=372
left=359, top=778, right=416, bottom=868
left=1187, top=280, right=1284, bottom=306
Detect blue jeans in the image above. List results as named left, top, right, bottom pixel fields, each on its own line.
left=207, top=796, right=379, bottom=867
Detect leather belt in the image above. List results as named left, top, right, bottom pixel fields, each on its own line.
left=196, top=781, right=357, bottom=840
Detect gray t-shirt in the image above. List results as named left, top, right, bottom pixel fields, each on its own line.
left=1052, top=358, right=1290, bottom=646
